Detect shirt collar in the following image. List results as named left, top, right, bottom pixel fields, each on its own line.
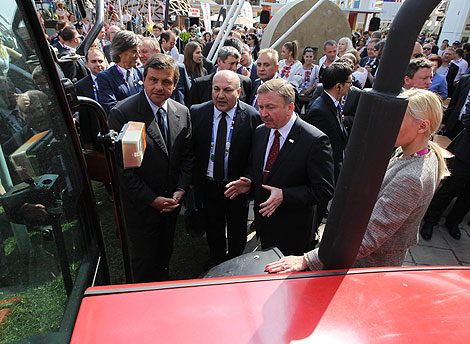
left=272, top=113, right=297, bottom=140
left=144, top=90, right=169, bottom=116
left=324, top=90, right=340, bottom=107
left=213, top=104, right=236, bottom=121
left=116, top=64, right=130, bottom=74
left=91, top=74, right=97, bottom=84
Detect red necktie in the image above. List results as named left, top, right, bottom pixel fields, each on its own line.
left=263, top=130, right=280, bottom=183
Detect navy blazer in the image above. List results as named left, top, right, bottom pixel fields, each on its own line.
left=306, top=91, right=348, bottom=181
left=96, top=65, right=143, bottom=114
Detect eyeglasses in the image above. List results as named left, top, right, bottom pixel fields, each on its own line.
left=170, top=42, right=176, bottom=46
left=423, top=47, right=432, bottom=50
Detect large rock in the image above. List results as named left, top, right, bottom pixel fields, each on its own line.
left=260, top=0, right=351, bottom=63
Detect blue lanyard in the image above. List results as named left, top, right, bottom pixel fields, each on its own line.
left=209, top=110, right=235, bottom=163
left=115, top=65, right=140, bottom=95
left=92, top=79, right=99, bottom=102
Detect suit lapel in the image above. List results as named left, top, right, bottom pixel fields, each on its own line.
left=138, top=91, right=169, bottom=156
left=227, top=102, right=246, bottom=173
left=255, top=126, right=270, bottom=182
left=167, top=99, right=180, bottom=153
left=324, top=92, right=348, bottom=141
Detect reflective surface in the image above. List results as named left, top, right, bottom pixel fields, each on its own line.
left=0, top=1, right=88, bottom=342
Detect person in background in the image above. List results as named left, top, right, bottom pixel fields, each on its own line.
left=438, top=39, right=449, bottom=56
left=183, top=41, right=206, bottom=81
left=318, top=40, right=339, bottom=79
left=246, top=33, right=260, bottom=61
left=428, top=55, right=447, bottom=100
left=139, top=37, right=160, bottom=66
left=298, top=47, right=319, bottom=113
left=403, top=57, right=433, bottom=91
left=267, top=89, right=448, bottom=272
left=337, top=37, right=354, bottom=58
left=344, top=51, right=367, bottom=89
left=278, top=41, right=303, bottom=86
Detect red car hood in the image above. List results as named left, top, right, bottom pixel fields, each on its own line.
left=71, top=266, right=470, bottom=343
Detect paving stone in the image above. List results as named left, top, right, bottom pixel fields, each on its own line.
left=417, top=226, right=450, bottom=249
left=409, top=245, right=460, bottom=266
left=441, top=228, right=470, bottom=264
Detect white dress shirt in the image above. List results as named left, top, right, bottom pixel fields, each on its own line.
left=263, top=113, right=297, bottom=171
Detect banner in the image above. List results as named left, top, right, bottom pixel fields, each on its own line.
left=201, top=2, right=211, bottom=33
left=240, top=1, right=253, bottom=25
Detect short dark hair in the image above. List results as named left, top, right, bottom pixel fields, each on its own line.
left=223, top=37, right=243, bottom=54
left=60, top=26, right=77, bottom=42
left=160, top=30, right=171, bottom=43
left=321, top=62, right=352, bottom=89
left=463, top=43, right=470, bottom=52
left=323, top=40, right=337, bottom=51
left=405, top=57, right=433, bottom=79
left=218, top=46, right=240, bottom=62
left=455, top=48, right=464, bottom=58
left=143, top=53, right=179, bottom=84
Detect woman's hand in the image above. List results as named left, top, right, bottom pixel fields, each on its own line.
left=265, top=255, right=308, bottom=273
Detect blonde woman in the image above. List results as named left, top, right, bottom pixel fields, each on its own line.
left=338, top=37, right=355, bottom=57
left=266, top=89, right=449, bottom=271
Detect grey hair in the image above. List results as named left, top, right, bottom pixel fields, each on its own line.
left=141, top=37, right=160, bottom=53
left=110, top=31, right=141, bottom=63
left=241, top=43, right=250, bottom=53
left=217, top=46, right=240, bottom=62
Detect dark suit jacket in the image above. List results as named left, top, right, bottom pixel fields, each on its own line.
left=103, top=44, right=112, bottom=63
left=308, top=85, right=362, bottom=134
left=108, top=91, right=193, bottom=227
left=96, top=65, right=143, bottom=115
left=202, top=41, right=214, bottom=58
left=446, top=62, right=460, bottom=98
left=306, top=91, right=348, bottom=181
left=75, top=74, right=100, bottom=148
left=447, top=94, right=470, bottom=163
left=443, top=74, right=470, bottom=134
left=186, top=72, right=252, bottom=108
left=250, top=117, right=335, bottom=255
left=250, top=78, right=262, bottom=106
left=170, top=63, right=191, bottom=105
left=58, top=50, right=89, bottom=83
left=190, top=100, right=261, bottom=206
left=237, top=63, right=258, bottom=85
left=359, top=57, right=378, bottom=88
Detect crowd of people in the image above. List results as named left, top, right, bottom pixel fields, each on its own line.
left=37, top=4, right=470, bottom=282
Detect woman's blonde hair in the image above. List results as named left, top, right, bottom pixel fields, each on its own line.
left=401, top=88, right=450, bottom=180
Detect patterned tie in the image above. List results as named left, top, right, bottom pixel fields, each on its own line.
left=126, top=70, right=137, bottom=95
left=214, top=112, right=227, bottom=181
left=157, top=107, right=167, bottom=145
left=263, top=130, right=280, bottom=183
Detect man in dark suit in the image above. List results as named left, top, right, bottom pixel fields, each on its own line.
left=56, top=26, right=89, bottom=83
left=250, top=48, right=279, bottom=109
left=359, top=38, right=380, bottom=88
left=191, top=70, right=260, bottom=267
left=186, top=46, right=252, bottom=108
left=306, top=62, right=352, bottom=182
left=96, top=31, right=143, bottom=115
left=225, top=79, right=335, bottom=255
left=108, top=54, right=193, bottom=282
left=420, top=103, right=470, bottom=241
left=441, top=74, right=470, bottom=139
left=238, top=44, right=258, bottom=85
left=75, top=47, right=107, bottom=148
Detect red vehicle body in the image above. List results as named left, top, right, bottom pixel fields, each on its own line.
left=72, top=267, right=470, bottom=343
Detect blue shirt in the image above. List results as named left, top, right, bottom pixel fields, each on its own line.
left=428, top=72, right=447, bottom=100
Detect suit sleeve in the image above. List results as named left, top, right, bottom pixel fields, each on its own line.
left=176, top=106, right=194, bottom=192
left=108, top=106, right=157, bottom=206
left=97, top=73, right=117, bottom=115
left=282, top=133, right=335, bottom=206
left=186, top=79, right=199, bottom=108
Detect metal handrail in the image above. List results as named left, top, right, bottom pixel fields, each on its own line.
left=207, top=0, right=240, bottom=61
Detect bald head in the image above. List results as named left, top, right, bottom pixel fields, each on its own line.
left=108, top=25, right=121, bottom=42
left=212, top=70, right=241, bottom=112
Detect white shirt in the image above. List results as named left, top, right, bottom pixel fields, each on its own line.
left=206, top=105, right=237, bottom=179
left=318, top=55, right=340, bottom=69
left=453, top=58, right=469, bottom=83
left=144, top=90, right=169, bottom=135
left=263, top=113, right=297, bottom=171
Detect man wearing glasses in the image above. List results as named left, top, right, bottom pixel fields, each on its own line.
left=160, top=30, right=179, bottom=61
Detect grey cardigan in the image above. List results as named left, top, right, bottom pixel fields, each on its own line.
left=306, top=151, right=440, bottom=269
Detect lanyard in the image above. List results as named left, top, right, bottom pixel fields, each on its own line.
left=91, top=78, right=99, bottom=102
left=209, top=111, right=235, bottom=163
left=115, top=65, right=140, bottom=95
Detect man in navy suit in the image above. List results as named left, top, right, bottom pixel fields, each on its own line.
left=191, top=70, right=260, bottom=266
left=96, top=31, right=143, bottom=115
left=108, top=54, right=193, bottom=282
left=250, top=48, right=279, bottom=109
left=226, top=79, right=334, bottom=255
left=75, top=47, right=107, bottom=148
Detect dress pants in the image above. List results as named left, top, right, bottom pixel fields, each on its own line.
left=203, top=179, right=248, bottom=264
left=423, top=158, right=470, bottom=226
left=127, top=207, right=178, bottom=283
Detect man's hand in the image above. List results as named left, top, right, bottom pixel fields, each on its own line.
left=151, top=196, right=180, bottom=213
left=172, top=190, right=185, bottom=204
left=224, top=177, right=251, bottom=199
left=259, top=184, right=283, bottom=217
left=241, top=67, right=250, bottom=77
